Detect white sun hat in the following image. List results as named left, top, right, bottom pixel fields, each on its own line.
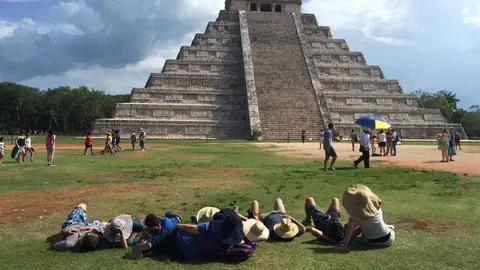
left=243, top=219, right=269, bottom=242
left=102, top=214, right=133, bottom=243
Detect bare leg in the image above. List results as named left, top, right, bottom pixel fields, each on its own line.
left=29, top=149, right=34, bottom=162
left=249, top=200, right=260, bottom=220
left=50, top=150, right=55, bottom=165
left=328, top=197, right=340, bottom=212
left=90, top=146, right=94, bottom=155
left=0, top=153, right=4, bottom=163
left=304, top=197, right=316, bottom=221
left=274, top=198, right=286, bottom=213
left=324, top=156, right=330, bottom=171
left=330, top=157, right=337, bottom=170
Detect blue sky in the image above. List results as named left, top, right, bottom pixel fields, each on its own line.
left=0, top=0, right=479, bottom=109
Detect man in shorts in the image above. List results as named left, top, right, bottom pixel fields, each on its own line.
left=303, top=197, right=345, bottom=245
left=323, top=123, right=337, bottom=171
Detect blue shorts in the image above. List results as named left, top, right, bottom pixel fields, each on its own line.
left=307, top=204, right=344, bottom=243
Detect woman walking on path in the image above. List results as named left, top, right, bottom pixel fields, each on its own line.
left=348, top=129, right=358, bottom=151
left=84, top=132, right=95, bottom=156
left=24, top=133, right=35, bottom=162
left=448, top=129, right=457, bottom=162
left=377, top=130, right=387, bottom=156
left=46, top=130, right=56, bottom=166
left=454, top=131, right=462, bottom=150
left=438, top=129, right=450, bottom=163
left=15, top=131, right=27, bottom=163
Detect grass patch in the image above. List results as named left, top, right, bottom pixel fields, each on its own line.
left=0, top=137, right=479, bottom=269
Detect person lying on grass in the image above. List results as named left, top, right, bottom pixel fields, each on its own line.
left=303, top=197, right=345, bottom=245
left=102, top=214, right=136, bottom=249
left=52, top=203, right=104, bottom=252
left=339, top=184, right=395, bottom=251
left=246, top=198, right=306, bottom=241
left=125, top=212, right=182, bottom=259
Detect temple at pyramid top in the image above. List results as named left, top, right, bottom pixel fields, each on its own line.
left=225, top=0, right=302, bottom=12
left=93, top=0, right=465, bottom=139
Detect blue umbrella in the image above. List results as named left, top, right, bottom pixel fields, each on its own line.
left=355, top=114, right=391, bottom=130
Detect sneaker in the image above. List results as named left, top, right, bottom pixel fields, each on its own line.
left=330, top=167, right=336, bottom=171
left=124, top=242, right=152, bottom=260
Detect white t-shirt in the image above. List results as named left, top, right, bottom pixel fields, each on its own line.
left=353, top=209, right=390, bottom=239
left=0, top=142, right=4, bottom=151
left=25, top=138, right=32, bottom=148
left=319, top=131, right=324, bottom=141
left=378, top=133, right=387, bottom=143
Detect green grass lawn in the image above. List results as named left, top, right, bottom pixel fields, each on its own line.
left=0, top=138, right=479, bottom=270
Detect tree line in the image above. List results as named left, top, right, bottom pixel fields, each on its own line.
left=413, top=89, right=480, bottom=139
left=0, top=82, right=129, bottom=135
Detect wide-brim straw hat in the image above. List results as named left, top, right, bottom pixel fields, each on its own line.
left=273, top=218, right=299, bottom=239
left=102, top=215, right=133, bottom=243
left=196, top=207, right=221, bottom=224
left=342, top=184, right=382, bottom=219
left=243, top=219, right=269, bottom=242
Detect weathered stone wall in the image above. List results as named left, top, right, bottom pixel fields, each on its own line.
left=226, top=0, right=302, bottom=12
left=246, top=12, right=323, bottom=139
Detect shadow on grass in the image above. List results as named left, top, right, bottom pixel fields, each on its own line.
left=309, top=244, right=389, bottom=254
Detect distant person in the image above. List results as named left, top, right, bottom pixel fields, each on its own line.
left=354, top=129, right=370, bottom=168
left=84, top=132, right=95, bottom=156
left=377, top=130, right=387, bottom=156
left=323, top=123, right=337, bottom=171
left=24, top=133, right=35, bottom=162
left=46, top=130, right=56, bottom=166
left=370, top=134, right=377, bottom=156
left=348, top=129, right=358, bottom=151
left=113, top=130, right=123, bottom=152
left=303, top=197, right=345, bottom=245
left=448, top=128, right=457, bottom=162
left=15, top=130, right=27, bottom=163
left=385, top=128, right=394, bottom=155
left=301, top=129, right=306, bottom=144
left=139, top=129, right=147, bottom=151
left=454, top=131, right=462, bottom=150
left=101, top=131, right=114, bottom=155
left=340, top=185, right=395, bottom=251
left=319, top=130, right=324, bottom=150
left=391, top=129, right=399, bottom=156
left=438, top=129, right=450, bottom=163
left=0, top=137, right=5, bottom=164
left=130, top=133, right=137, bottom=151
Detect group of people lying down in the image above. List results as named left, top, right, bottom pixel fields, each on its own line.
left=52, top=184, right=395, bottom=262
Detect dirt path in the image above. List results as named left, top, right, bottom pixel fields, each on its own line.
left=258, top=142, right=480, bottom=176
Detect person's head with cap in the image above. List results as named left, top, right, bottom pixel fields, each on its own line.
left=243, top=219, right=269, bottom=243
left=145, top=213, right=161, bottom=232
left=273, top=218, right=299, bottom=241
left=342, top=184, right=382, bottom=220
left=196, top=207, right=220, bottom=224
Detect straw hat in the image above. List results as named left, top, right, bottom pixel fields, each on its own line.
left=342, top=184, right=382, bottom=219
left=243, top=219, right=269, bottom=242
left=273, top=218, right=299, bottom=239
left=102, top=215, right=133, bottom=243
left=196, top=207, right=220, bottom=224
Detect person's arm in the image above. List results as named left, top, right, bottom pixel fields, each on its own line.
left=63, top=228, right=79, bottom=235
left=341, top=217, right=357, bottom=249
left=287, top=215, right=306, bottom=234
left=174, top=224, right=200, bottom=235
left=236, top=213, right=248, bottom=222
left=117, top=229, right=128, bottom=249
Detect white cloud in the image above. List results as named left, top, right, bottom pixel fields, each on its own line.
left=0, top=21, right=16, bottom=38
left=303, top=0, right=412, bottom=46
left=462, top=5, right=480, bottom=25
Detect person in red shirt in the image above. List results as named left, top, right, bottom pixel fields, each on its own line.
left=84, top=132, right=95, bottom=155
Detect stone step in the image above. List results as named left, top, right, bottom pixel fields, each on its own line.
left=312, top=52, right=367, bottom=65
left=206, top=21, right=240, bottom=35
left=320, top=77, right=402, bottom=93
left=325, top=97, right=421, bottom=108
left=130, top=89, right=247, bottom=105
left=308, top=38, right=350, bottom=52
left=316, top=64, right=384, bottom=79
left=93, top=118, right=249, bottom=139
left=323, top=92, right=417, bottom=99
left=145, top=73, right=244, bottom=89
left=217, top=10, right=240, bottom=22
left=303, top=25, right=332, bottom=38
left=134, top=86, right=245, bottom=94
left=331, top=111, right=446, bottom=126
left=177, top=46, right=243, bottom=60
left=192, top=33, right=241, bottom=47
left=301, top=14, right=318, bottom=27
left=330, top=106, right=440, bottom=114
left=162, top=59, right=243, bottom=75
left=114, top=103, right=248, bottom=122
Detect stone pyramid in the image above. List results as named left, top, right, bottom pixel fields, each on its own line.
left=93, top=0, right=464, bottom=139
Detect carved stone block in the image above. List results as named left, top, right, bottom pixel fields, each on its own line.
left=320, top=55, right=332, bottom=61
left=165, top=94, right=183, bottom=101
left=191, top=110, right=210, bottom=118
left=389, top=113, right=409, bottom=120
left=339, top=55, right=350, bottom=62
left=346, top=98, right=363, bottom=105
left=349, top=69, right=362, bottom=75
left=199, top=95, right=216, bottom=102
left=326, top=43, right=336, bottom=49
left=363, top=84, right=376, bottom=90
left=312, top=42, right=322, bottom=48
left=153, top=110, right=174, bottom=117
left=377, top=99, right=393, bottom=105
left=185, top=127, right=212, bottom=134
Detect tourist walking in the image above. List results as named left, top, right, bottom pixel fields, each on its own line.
left=340, top=184, right=395, bottom=251
left=448, top=128, right=457, bottom=162
left=386, top=128, right=394, bottom=155
left=0, top=137, right=5, bottom=164
left=84, top=132, right=95, bottom=155
left=354, top=129, right=370, bottom=168
left=348, top=129, right=358, bottom=151
left=301, top=129, right=306, bottom=144
left=438, top=129, right=450, bottom=163
left=24, top=133, right=35, bottom=162
left=323, top=123, right=337, bottom=171
left=454, top=130, right=462, bottom=150
left=45, top=130, right=56, bottom=166
left=319, top=130, right=324, bottom=150
left=391, top=129, right=399, bottom=156
left=370, top=134, right=377, bottom=156
left=377, top=130, right=387, bottom=156
left=130, top=133, right=137, bottom=151
left=113, top=130, right=123, bottom=152
left=101, top=131, right=114, bottom=155
left=139, top=129, right=147, bottom=151
left=15, top=130, right=27, bottom=163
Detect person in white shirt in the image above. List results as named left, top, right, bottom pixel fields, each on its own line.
left=377, top=130, right=387, bottom=156
left=24, top=133, right=35, bottom=162
left=319, top=130, right=324, bottom=150
left=339, top=184, right=395, bottom=251
left=0, top=137, right=5, bottom=164
left=354, top=129, right=370, bottom=168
